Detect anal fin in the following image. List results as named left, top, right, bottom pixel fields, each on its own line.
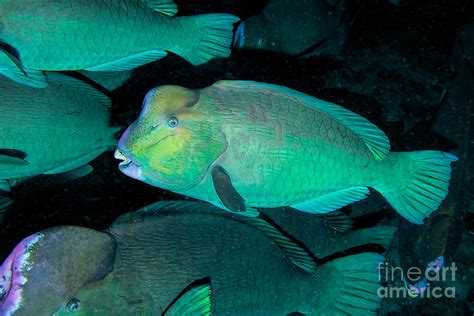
left=346, top=226, right=397, bottom=250
left=323, top=211, right=353, bottom=232
left=44, top=147, right=104, bottom=176
left=85, top=50, right=167, bottom=72
left=292, top=187, right=369, bottom=214
left=56, top=165, right=93, bottom=181
left=142, top=0, right=177, bottom=16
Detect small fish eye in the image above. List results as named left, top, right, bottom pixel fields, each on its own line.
left=66, top=298, right=81, bottom=313
left=167, top=116, right=179, bottom=128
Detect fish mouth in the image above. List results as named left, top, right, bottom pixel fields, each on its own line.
left=0, top=233, right=44, bottom=314
left=114, top=149, right=133, bottom=168
left=0, top=258, right=12, bottom=302
left=114, top=149, right=143, bottom=180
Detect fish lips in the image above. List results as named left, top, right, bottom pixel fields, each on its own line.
left=115, top=126, right=144, bottom=181
left=0, top=233, right=44, bottom=315
left=114, top=148, right=143, bottom=181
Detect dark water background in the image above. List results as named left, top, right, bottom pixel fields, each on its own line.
left=1, top=0, right=474, bottom=314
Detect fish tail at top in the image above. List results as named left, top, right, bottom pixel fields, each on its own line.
left=177, top=14, right=240, bottom=65
left=374, top=151, right=458, bottom=224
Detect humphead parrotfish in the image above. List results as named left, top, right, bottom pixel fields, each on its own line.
left=233, top=0, right=348, bottom=58
left=0, top=0, right=239, bottom=88
left=0, top=201, right=389, bottom=315
left=115, top=81, right=458, bottom=224
left=0, top=73, right=119, bottom=213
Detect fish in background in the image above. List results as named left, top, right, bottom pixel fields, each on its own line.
left=0, top=0, right=239, bottom=88
left=233, top=0, right=348, bottom=58
left=0, top=201, right=389, bottom=315
left=0, top=73, right=119, bottom=217
left=400, top=22, right=474, bottom=297
left=78, top=70, right=134, bottom=92
left=116, top=81, right=457, bottom=224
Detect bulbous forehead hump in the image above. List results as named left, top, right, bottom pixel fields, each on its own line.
left=141, top=85, right=200, bottom=118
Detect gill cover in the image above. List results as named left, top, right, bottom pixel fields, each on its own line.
left=121, top=85, right=227, bottom=191
left=0, top=227, right=115, bottom=315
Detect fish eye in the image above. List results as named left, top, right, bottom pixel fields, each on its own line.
left=66, top=298, right=81, bottom=313
left=167, top=116, right=179, bottom=128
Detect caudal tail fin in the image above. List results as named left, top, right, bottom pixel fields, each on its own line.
left=376, top=151, right=458, bottom=224
left=317, top=253, right=384, bottom=315
left=181, top=14, right=239, bottom=65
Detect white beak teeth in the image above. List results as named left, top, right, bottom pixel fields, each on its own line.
left=114, top=150, right=132, bottom=167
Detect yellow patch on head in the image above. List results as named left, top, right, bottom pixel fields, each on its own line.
left=147, top=129, right=193, bottom=175
left=120, top=84, right=227, bottom=191
left=143, top=85, right=200, bottom=118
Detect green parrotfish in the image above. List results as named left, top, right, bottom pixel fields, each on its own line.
left=0, top=0, right=238, bottom=88
left=0, top=73, right=119, bottom=213
left=0, top=201, right=389, bottom=315
left=116, top=81, right=458, bottom=224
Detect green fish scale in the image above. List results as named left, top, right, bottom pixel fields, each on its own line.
left=0, top=0, right=178, bottom=70
left=104, top=214, right=314, bottom=315
left=203, top=86, right=374, bottom=207
left=0, top=77, right=113, bottom=179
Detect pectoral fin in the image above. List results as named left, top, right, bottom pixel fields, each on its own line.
left=0, top=149, right=28, bottom=167
left=0, top=44, right=26, bottom=76
left=0, top=45, right=47, bottom=88
left=211, top=166, right=246, bottom=213
left=164, top=281, right=212, bottom=316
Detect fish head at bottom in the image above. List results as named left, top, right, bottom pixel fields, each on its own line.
left=115, top=85, right=227, bottom=192
left=0, top=226, right=116, bottom=315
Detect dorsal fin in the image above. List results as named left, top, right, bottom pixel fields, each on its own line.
left=245, top=215, right=317, bottom=272
left=45, top=72, right=111, bottom=109
left=117, top=201, right=317, bottom=273
left=213, top=81, right=390, bottom=160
